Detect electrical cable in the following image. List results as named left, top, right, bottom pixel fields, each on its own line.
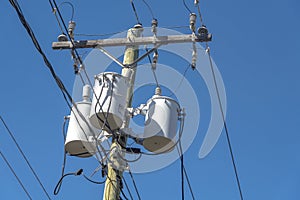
left=130, top=0, right=141, bottom=25
left=141, top=0, right=155, bottom=19
left=0, top=150, right=33, bottom=200
left=168, top=64, right=190, bottom=98
left=75, top=30, right=125, bottom=37
left=179, top=141, right=185, bottom=200
left=82, top=174, right=106, bottom=185
left=145, top=47, right=159, bottom=87
left=128, top=169, right=142, bottom=200
left=206, top=44, right=244, bottom=200
left=194, top=0, right=204, bottom=26
left=54, top=150, right=67, bottom=195
left=0, top=115, right=52, bottom=200
left=122, top=177, right=134, bottom=200
left=58, top=1, right=74, bottom=21
left=54, top=169, right=83, bottom=195
left=182, top=165, right=196, bottom=200
left=176, top=142, right=196, bottom=200
left=182, top=0, right=192, bottom=14
left=9, top=0, right=107, bottom=177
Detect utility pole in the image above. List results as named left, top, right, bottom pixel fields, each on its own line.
left=52, top=19, right=211, bottom=200
left=102, top=24, right=143, bottom=200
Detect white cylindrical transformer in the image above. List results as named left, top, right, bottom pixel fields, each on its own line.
left=143, top=95, right=180, bottom=153
left=65, top=85, right=99, bottom=157
left=89, top=72, right=129, bottom=130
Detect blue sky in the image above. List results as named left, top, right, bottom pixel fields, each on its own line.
left=1, top=0, right=300, bottom=199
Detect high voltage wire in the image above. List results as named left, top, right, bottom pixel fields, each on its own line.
left=0, top=150, right=33, bottom=200
left=206, top=45, right=244, bottom=200
left=130, top=0, right=141, bottom=24
left=0, top=116, right=52, bottom=200
left=8, top=1, right=113, bottom=197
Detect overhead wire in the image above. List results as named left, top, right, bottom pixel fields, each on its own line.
left=206, top=45, right=244, bottom=200
left=179, top=141, right=185, bottom=200
left=141, top=0, right=155, bottom=19
left=182, top=0, right=192, bottom=14
left=122, top=177, right=134, bottom=200
left=168, top=64, right=190, bottom=98
left=0, top=115, right=52, bottom=200
left=194, top=1, right=244, bottom=198
left=9, top=0, right=109, bottom=191
left=182, top=165, right=196, bottom=200
left=145, top=47, right=159, bottom=87
left=0, top=150, right=33, bottom=200
left=128, top=169, right=142, bottom=200
left=130, top=0, right=141, bottom=25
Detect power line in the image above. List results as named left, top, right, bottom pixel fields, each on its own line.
left=0, top=115, right=52, bottom=200
left=0, top=150, right=33, bottom=200
left=206, top=45, right=244, bottom=200
left=122, top=177, right=134, bottom=200
left=128, top=169, right=142, bottom=200
left=182, top=0, right=192, bottom=14
left=179, top=142, right=185, bottom=200
left=8, top=1, right=110, bottom=195
left=141, top=0, right=155, bottom=19
left=182, top=165, right=196, bottom=200
left=130, top=0, right=141, bottom=25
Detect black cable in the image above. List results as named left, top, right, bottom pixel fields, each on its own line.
left=130, top=0, right=141, bottom=24
left=54, top=150, right=67, bottom=195
left=168, top=64, right=190, bottom=98
left=0, top=150, right=33, bottom=200
left=145, top=47, right=159, bottom=87
left=182, top=166, right=196, bottom=200
left=206, top=45, right=244, bottom=200
left=122, top=177, right=134, bottom=200
left=7, top=1, right=108, bottom=195
left=182, top=0, right=192, bottom=14
left=179, top=141, right=185, bottom=200
left=141, top=0, right=155, bottom=19
left=59, top=1, right=74, bottom=21
left=9, top=0, right=74, bottom=108
left=128, top=169, right=141, bottom=200
left=83, top=174, right=106, bottom=185
left=54, top=169, right=83, bottom=195
left=0, top=115, right=52, bottom=200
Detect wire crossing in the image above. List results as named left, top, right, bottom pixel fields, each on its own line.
left=0, top=116, right=52, bottom=200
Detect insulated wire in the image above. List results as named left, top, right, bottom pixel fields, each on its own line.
left=145, top=47, right=159, bottom=87
left=50, top=0, right=116, bottom=160
left=206, top=44, right=244, bottom=200
left=10, top=0, right=106, bottom=172
left=130, top=0, right=141, bottom=24
left=0, top=115, right=52, bottom=200
left=195, top=1, right=244, bottom=197
left=58, top=1, right=74, bottom=21
left=128, top=169, right=141, bottom=200
left=122, top=177, right=134, bottom=200
left=168, top=64, right=190, bottom=98
left=179, top=142, right=185, bottom=200
left=195, top=1, right=204, bottom=26
left=182, top=166, right=196, bottom=200
left=141, top=0, right=155, bottom=19
left=182, top=0, right=192, bottom=14
left=0, top=150, right=33, bottom=200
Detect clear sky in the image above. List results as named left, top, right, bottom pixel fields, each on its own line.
left=1, top=0, right=300, bottom=200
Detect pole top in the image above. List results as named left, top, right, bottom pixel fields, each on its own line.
left=134, top=23, right=143, bottom=29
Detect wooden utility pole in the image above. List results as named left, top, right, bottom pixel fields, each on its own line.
left=51, top=21, right=211, bottom=200
left=102, top=24, right=143, bottom=200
